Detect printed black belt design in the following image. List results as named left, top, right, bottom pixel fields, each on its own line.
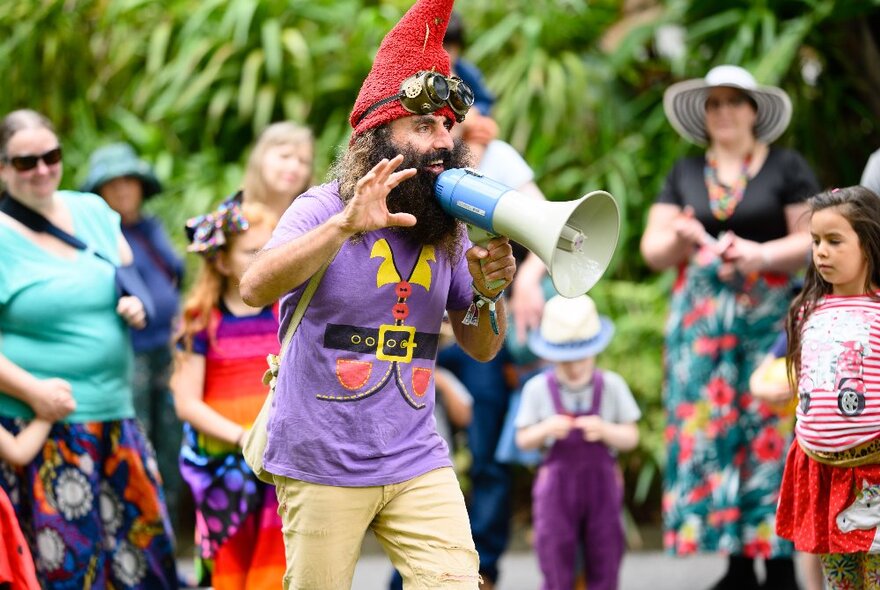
left=323, top=323, right=439, bottom=363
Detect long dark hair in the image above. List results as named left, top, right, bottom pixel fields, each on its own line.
left=786, top=185, right=880, bottom=392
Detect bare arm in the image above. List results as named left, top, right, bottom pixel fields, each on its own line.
left=721, top=203, right=811, bottom=275
left=602, top=422, right=640, bottom=452
left=516, top=414, right=574, bottom=450
left=508, top=252, right=547, bottom=344
left=448, top=305, right=507, bottom=362
left=575, top=415, right=639, bottom=452
left=170, top=353, right=246, bottom=446
left=756, top=202, right=811, bottom=273
left=640, top=203, right=707, bottom=271
left=0, top=419, right=52, bottom=466
left=114, top=233, right=148, bottom=329
left=749, top=353, right=794, bottom=404
left=241, top=156, right=418, bottom=307
left=448, top=237, right=516, bottom=362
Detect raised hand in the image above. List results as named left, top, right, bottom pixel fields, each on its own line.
left=338, top=155, right=418, bottom=235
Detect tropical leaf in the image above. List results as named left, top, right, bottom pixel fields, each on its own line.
left=2, top=0, right=879, bottom=524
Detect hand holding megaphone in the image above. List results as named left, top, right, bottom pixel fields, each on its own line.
left=435, top=168, right=620, bottom=298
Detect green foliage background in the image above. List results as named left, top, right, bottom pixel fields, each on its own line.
left=3, top=0, right=880, bottom=525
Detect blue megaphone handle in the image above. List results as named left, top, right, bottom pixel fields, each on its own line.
left=434, top=168, right=514, bottom=233
left=435, top=168, right=513, bottom=290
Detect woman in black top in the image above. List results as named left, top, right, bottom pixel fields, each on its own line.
left=640, top=65, right=820, bottom=590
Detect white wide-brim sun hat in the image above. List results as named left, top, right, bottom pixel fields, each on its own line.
left=527, top=294, right=615, bottom=362
left=663, top=64, right=793, bottom=146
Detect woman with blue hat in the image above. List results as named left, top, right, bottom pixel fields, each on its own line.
left=515, top=294, right=641, bottom=590
left=82, top=142, right=185, bottom=529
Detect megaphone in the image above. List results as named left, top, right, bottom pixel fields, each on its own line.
left=435, top=168, right=620, bottom=298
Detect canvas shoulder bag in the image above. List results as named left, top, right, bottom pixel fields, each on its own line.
left=242, top=256, right=333, bottom=484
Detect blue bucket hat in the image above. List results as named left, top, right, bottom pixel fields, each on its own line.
left=81, top=142, right=161, bottom=198
left=528, top=294, right=614, bottom=362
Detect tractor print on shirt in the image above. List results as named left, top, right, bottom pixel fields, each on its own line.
left=798, top=308, right=875, bottom=416
left=836, top=340, right=870, bottom=417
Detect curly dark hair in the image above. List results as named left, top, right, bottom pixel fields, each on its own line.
left=328, top=125, right=471, bottom=262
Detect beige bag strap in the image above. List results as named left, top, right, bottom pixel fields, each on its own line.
left=279, top=256, right=335, bottom=358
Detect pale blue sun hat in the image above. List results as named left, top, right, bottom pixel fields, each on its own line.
left=528, top=294, right=614, bottom=362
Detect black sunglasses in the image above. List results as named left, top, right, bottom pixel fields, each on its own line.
left=2, top=146, right=63, bottom=172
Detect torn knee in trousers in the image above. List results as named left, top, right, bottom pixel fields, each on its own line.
left=408, top=545, right=481, bottom=588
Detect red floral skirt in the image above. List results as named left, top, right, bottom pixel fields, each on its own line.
left=777, top=440, right=880, bottom=554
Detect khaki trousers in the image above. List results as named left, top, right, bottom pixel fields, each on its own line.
left=274, top=467, right=480, bottom=589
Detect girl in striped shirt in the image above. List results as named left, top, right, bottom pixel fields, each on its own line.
left=171, top=201, right=286, bottom=589
left=777, top=185, right=880, bottom=589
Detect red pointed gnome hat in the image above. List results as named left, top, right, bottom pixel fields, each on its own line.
left=349, top=0, right=456, bottom=136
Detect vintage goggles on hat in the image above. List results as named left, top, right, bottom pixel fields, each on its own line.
left=357, top=71, right=475, bottom=125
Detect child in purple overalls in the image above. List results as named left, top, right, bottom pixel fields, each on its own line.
left=515, top=294, right=641, bottom=590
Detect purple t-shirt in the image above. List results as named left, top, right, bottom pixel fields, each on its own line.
left=262, top=181, right=474, bottom=486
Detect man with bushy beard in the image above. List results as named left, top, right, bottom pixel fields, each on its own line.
left=238, top=0, right=515, bottom=587
left=331, top=122, right=473, bottom=261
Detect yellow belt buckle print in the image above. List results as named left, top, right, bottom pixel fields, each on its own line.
left=376, top=324, right=417, bottom=363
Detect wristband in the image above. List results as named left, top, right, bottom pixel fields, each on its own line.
left=462, top=283, right=503, bottom=334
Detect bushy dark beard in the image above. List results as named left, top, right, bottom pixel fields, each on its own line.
left=331, top=126, right=472, bottom=260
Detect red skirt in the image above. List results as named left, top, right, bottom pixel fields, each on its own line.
left=0, top=487, right=39, bottom=590
left=777, top=440, right=880, bottom=554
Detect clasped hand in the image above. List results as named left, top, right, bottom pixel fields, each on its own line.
left=544, top=414, right=605, bottom=442
left=674, top=207, right=765, bottom=278
left=32, top=378, right=76, bottom=421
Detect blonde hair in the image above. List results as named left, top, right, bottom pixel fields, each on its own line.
left=242, top=121, right=314, bottom=204
left=177, top=201, right=279, bottom=354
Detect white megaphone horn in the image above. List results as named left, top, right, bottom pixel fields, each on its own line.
left=435, top=168, right=620, bottom=298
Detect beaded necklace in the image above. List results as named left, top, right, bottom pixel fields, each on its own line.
left=704, top=152, right=752, bottom=221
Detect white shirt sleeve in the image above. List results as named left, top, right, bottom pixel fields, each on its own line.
left=600, top=370, right=642, bottom=424
left=515, top=373, right=553, bottom=429
left=478, top=140, right=535, bottom=190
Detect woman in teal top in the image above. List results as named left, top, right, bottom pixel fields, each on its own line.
left=0, top=109, right=178, bottom=589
